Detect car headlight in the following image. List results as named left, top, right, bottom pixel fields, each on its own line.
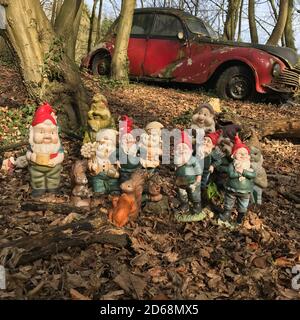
left=272, top=63, right=281, bottom=77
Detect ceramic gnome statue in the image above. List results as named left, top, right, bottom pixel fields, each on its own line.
left=174, top=131, right=204, bottom=222
left=219, top=135, right=256, bottom=225
left=139, top=121, right=164, bottom=174
left=26, top=103, right=64, bottom=197
left=81, top=128, right=120, bottom=195
left=119, top=115, right=141, bottom=184
left=200, top=130, right=222, bottom=189
left=83, top=93, right=115, bottom=143
left=192, top=103, right=216, bottom=133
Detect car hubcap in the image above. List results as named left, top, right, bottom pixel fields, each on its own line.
left=97, top=58, right=109, bottom=75
left=228, top=76, right=249, bottom=99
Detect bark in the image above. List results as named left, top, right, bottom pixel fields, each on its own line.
left=223, top=0, right=242, bottom=41
left=0, top=215, right=131, bottom=268
left=267, top=0, right=288, bottom=45
left=284, top=0, right=296, bottom=50
left=248, top=0, right=258, bottom=43
left=50, top=0, right=57, bottom=25
left=0, top=0, right=89, bottom=128
left=54, top=0, right=84, bottom=61
left=237, top=0, right=243, bottom=41
left=88, top=0, right=98, bottom=52
left=111, top=0, right=136, bottom=81
left=94, top=0, right=103, bottom=45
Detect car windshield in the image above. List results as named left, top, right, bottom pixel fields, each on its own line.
left=185, top=17, right=217, bottom=38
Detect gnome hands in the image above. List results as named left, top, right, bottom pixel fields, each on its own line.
left=209, top=165, right=214, bottom=173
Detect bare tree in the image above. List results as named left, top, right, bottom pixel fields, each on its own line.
left=267, top=0, right=288, bottom=45
left=248, top=0, right=258, bottom=43
left=284, top=0, right=296, bottom=49
left=223, top=0, right=242, bottom=40
left=0, top=0, right=89, bottom=128
left=87, top=0, right=99, bottom=52
left=111, top=0, right=136, bottom=81
left=94, top=0, right=103, bottom=45
left=54, top=0, right=84, bottom=61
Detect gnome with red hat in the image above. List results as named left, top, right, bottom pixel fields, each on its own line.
left=26, top=103, right=64, bottom=197
left=198, top=130, right=222, bottom=189
left=219, top=134, right=256, bottom=225
left=174, top=131, right=204, bottom=221
left=118, top=115, right=141, bottom=183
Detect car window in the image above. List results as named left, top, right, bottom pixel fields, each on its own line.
left=131, top=13, right=155, bottom=36
left=150, top=14, right=184, bottom=37
left=185, top=17, right=217, bottom=38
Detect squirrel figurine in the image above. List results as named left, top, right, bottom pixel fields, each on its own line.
left=108, top=169, right=146, bottom=227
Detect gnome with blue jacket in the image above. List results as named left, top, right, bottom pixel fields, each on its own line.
left=219, top=135, right=256, bottom=225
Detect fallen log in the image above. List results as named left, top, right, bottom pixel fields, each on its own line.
left=217, top=112, right=300, bottom=139
left=0, top=199, right=91, bottom=215
left=0, top=214, right=131, bottom=268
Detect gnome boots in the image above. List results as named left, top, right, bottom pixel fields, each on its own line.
left=178, top=201, right=189, bottom=213
left=191, top=202, right=202, bottom=214
left=236, top=212, right=246, bottom=225
left=219, top=210, right=231, bottom=222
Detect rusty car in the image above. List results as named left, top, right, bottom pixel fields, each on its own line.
left=81, top=8, right=300, bottom=101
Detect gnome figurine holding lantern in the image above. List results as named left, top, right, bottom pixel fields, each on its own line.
left=174, top=131, right=204, bottom=222
left=219, top=135, right=256, bottom=225
left=26, top=103, right=64, bottom=197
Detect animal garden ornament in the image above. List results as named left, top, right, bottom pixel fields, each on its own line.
left=26, top=103, right=64, bottom=197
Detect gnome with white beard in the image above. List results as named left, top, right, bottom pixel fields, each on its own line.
left=81, top=128, right=120, bottom=195
left=118, top=115, right=141, bottom=184
left=26, top=103, right=64, bottom=197
left=219, top=135, right=256, bottom=225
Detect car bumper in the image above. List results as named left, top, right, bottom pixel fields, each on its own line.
left=263, top=65, right=300, bottom=95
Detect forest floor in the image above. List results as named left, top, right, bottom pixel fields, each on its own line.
left=0, top=62, right=300, bottom=300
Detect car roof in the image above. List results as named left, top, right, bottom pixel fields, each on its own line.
left=134, top=7, right=196, bottom=19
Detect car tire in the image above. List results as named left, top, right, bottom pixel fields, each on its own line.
left=215, top=65, right=255, bottom=100
left=91, top=52, right=111, bottom=76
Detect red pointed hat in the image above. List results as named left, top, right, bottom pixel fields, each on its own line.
left=31, top=103, right=57, bottom=126
left=205, top=130, right=222, bottom=146
left=120, top=115, right=133, bottom=135
left=232, top=134, right=250, bottom=155
left=178, top=131, right=192, bottom=150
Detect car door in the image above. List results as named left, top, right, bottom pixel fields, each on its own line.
left=143, top=13, right=191, bottom=79
left=127, top=13, right=155, bottom=76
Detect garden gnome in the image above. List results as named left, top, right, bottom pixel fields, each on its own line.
left=200, top=130, right=222, bottom=189
left=139, top=121, right=164, bottom=174
left=248, top=132, right=268, bottom=205
left=119, top=115, right=141, bottom=183
left=83, top=93, right=115, bottom=143
left=81, top=128, right=120, bottom=195
left=192, top=103, right=215, bottom=133
left=219, top=135, right=256, bottom=225
left=174, top=131, right=204, bottom=221
left=26, top=103, right=64, bottom=197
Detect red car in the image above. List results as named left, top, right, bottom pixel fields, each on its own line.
left=81, top=7, right=300, bottom=101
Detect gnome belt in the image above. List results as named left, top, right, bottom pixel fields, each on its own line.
left=95, top=162, right=119, bottom=178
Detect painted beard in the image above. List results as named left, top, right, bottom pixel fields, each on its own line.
left=233, top=158, right=251, bottom=171
left=32, top=142, right=60, bottom=154
left=121, top=143, right=137, bottom=156
left=96, top=143, right=115, bottom=159
left=174, top=151, right=192, bottom=167
left=203, top=144, right=214, bottom=156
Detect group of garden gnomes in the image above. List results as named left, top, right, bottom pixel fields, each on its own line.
left=25, top=97, right=267, bottom=228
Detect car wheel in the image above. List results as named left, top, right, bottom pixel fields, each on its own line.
left=91, top=52, right=111, bottom=76
left=216, top=65, right=255, bottom=100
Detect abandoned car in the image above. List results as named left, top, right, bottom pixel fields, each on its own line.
left=81, top=8, right=300, bottom=101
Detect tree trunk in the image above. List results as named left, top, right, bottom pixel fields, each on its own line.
left=284, top=0, right=295, bottom=50
left=0, top=215, right=131, bottom=268
left=267, top=0, right=288, bottom=45
left=0, top=0, right=89, bottom=128
left=88, top=0, right=98, bottom=53
left=248, top=0, right=258, bottom=43
left=223, top=0, right=241, bottom=40
left=237, top=0, right=243, bottom=41
left=94, top=0, right=103, bottom=45
left=50, top=0, right=57, bottom=25
left=54, top=0, right=83, bottom=61
left=111, top=0, right=136, bottom=82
